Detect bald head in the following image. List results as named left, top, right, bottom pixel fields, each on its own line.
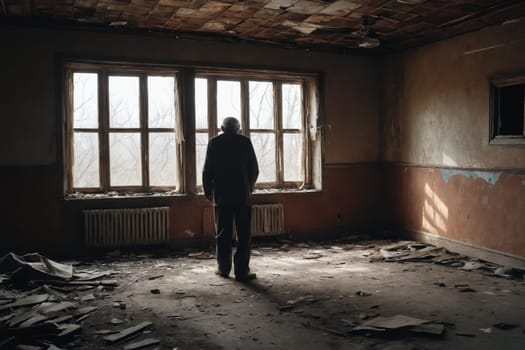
left=221, top=117, right=240, bottom=134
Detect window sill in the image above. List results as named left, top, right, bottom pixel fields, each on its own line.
left=65, top=188, right=321, bottom=200
left=489, top=136, right=525, bottom=146
left=253, top=188, right=321, bottom=195
left=64, top=191, right=185, bottom=201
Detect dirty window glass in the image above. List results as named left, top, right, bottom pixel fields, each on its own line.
left=109, top=76, right=140, bottom=129
left=249, top=81, right=274, bottom=129
left=217, top=80, right=241, bottom=127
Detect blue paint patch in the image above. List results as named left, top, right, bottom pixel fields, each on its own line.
left=440, top=169, right=501, bottom=185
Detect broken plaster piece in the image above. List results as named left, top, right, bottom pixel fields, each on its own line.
left=0, top=294, right=50, bottom=311
left=104, top=321, right=153, bottom=343
left=363, top=314, right=429, bottom=329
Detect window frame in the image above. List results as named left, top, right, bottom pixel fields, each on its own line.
left=489, top=74, right=525, bottom=146
left=194, top=71, right=309, bottom=189
left=64, top=62, right=183, bottom=194
left=63, top=60, right=322, bottom=197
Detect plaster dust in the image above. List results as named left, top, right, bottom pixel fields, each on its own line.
left=39, top=241, right=525, bottom=349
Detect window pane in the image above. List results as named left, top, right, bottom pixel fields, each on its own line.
left=73, top=132, right=99, bottom=188
left=149, top=133, right=177, bottom=187
left=217, top=80, right=241, bottom=127
left=109, top=76, right=140, bottom=128
left=282, top=83, right=302, bottom=129
left=498, top=84, right=524, bottom=135
left=284, top=133, right=303, bottom=182
left=148, top=76, right=175, bottom=128
left=195, top=132, right=209, bottom=187
left=249, top=81, right=274, bottom=129
left=109, top=133, right=142, bottom=186
left=251, top=133, right=276, bottom=183
left=73, top=73, right=98, bottom=128
left=195, top=78, right=208, bottom=129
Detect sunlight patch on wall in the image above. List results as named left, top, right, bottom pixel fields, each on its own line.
left=422, top=183, right=448, bottom=234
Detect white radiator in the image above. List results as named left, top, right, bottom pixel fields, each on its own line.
left=251, top=204, right=285, bottom=237
left=84, top=207, right=170, bottom=247
left=203, top=204, right=285, bottom=237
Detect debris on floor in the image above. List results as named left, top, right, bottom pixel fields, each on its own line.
left=0, top=252, right=128, bottom=349
left=369, top=241, right=525, bottom=279
left=1, top=236, right=524, bottom=349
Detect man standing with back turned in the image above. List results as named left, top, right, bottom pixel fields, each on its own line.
left=203, top=117, right=259, bottom=282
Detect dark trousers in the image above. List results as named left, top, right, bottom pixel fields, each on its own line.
left=214, top=204, right=252, bottom=277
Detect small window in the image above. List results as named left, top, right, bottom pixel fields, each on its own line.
left=490, top=76, right=525, bottom=145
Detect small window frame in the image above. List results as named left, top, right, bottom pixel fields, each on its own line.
left=489, top=74, right=525, bottom=146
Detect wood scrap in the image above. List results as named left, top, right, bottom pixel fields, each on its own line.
left=363, top=314, right=429, bottom=329
left=103, top=322, right=153, bottom=343
left=45, top=315, right=73, bottom=324
left=73, top=271, right=114, bottom=281
left=20, top=314, right=51, bottom=328
left=31, top=280, right=118, bottom=287
left=15, top=345, right=42, bottom=350
left=95, top=329, right=118, bottom=334
left=0, top=314, right=15, bottom=323
left=76, top=306, right=97, bottom=316
left=123, top=338, right=160, bottom=350
left=37, top=302, right=75, bottom=315
left=80, top=294, right=95, bottom=302
left=47, top=345, right=65, bottom=350
left=0, top=294, right=49, bottom=311
left=57, top=323, right=81, bottom=337
left=8, top=309, right=39, bottom=328
left=409, top=323, right=445, bottom=335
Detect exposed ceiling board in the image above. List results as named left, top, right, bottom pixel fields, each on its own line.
left=1, top=0, right=524, bottom=52
left=321, top=1, right=362, bottom=16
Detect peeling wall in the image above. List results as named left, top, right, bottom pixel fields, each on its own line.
left=382, top=20, right=525, bottom=168
left=386, top=165, right=525, bottom=258
left=382, top=21, right=525, bottom=258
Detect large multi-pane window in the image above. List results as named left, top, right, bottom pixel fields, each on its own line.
left=66, top=64, right=181, bottom=193
left=65, top=62, right=319, bottom=195
left=195, top=74, right=305, bottom=188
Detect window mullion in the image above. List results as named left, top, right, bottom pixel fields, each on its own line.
left=65, top=69, right=74, bottom=193
left=182, top=69, right=195, bottom=193
left=100, top=72, right=110, bottom=192
left=140, top=74, right=149, bottom=191
left=523, top=84, right=525, bottom=136
left=241, top=79, right=250, bottom=137
left=209, top=77, right=217, bottom=138
left=302, top=80, right=312, bottom=188
left=497, top=87, right=502, bottom=135
left=275, top=81, right=283, bottom=185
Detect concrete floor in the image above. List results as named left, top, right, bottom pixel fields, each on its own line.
left=63, top=239, right=525, bottom=349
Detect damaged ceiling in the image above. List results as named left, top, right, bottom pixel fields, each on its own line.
left=1, top=0, right=525, bottom=52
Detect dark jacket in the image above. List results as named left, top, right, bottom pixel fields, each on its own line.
left=202, top=132, right=259, bottom=206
